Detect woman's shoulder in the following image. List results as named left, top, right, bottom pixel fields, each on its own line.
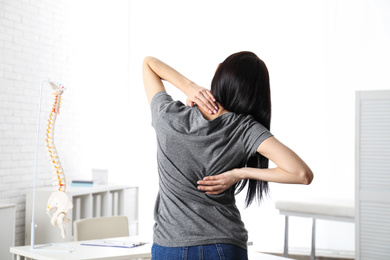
left=152, top=91, right=189, bottom=113
left=152, top=92, right=195, bottom=121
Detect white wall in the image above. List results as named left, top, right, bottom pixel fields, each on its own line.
left=125, top=0, right=390, bottom=255
left=0, top=0, right=130, bottom=246
left=68, top=0, right=131, bottom=177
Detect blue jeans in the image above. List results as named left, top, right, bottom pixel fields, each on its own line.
left=151, top=243, right=248, bottom=260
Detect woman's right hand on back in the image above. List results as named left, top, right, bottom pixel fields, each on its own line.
left=185, top=83, right=219, bottom=114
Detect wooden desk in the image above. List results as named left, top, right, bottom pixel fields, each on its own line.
left=10, top=237, right=152, bottom=260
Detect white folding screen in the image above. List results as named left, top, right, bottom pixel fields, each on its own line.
left=355, top=90, right=390, bottom=259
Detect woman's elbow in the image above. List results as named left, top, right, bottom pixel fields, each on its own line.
left=143, top=56, right=150, bottom=66
left=301, top=168, right=314, bottom=185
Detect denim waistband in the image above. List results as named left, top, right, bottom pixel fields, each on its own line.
left=151, top=243, right=248, bottom=260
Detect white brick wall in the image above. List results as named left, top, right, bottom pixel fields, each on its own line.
left=0, top=0, right=82, bottom=246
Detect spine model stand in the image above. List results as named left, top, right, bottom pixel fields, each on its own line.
left=45, top=83, right=73, bottom=238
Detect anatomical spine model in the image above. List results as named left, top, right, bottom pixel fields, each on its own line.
left=45, top=83, right=73, bottom=238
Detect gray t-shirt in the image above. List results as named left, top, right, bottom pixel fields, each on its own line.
left=151, top=91, right=273, bottom=249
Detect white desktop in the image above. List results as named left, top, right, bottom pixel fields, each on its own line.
left=11, top=236, right=152, bottom=260
left=11, top=237, right=293, bottom=260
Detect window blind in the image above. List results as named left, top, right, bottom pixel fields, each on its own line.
left=356, top=90, right=390, bottom=259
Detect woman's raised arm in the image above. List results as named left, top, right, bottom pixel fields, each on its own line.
left=142, top=56, right=218, bottom=114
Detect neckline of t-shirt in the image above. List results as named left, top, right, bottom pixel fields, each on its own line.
left=193, top=105, right=234, bottom=123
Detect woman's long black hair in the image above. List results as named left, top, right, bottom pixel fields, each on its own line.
left=211, top=51, right=271, bottom=207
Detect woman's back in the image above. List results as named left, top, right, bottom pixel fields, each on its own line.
left=151, top=91, right=272, bottom=249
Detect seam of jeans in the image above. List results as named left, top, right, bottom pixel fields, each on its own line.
left=182, top=246, right=189, bottom=260
left=215, top=244, right=225, bottom=260
left=198, top=245, right=203, bottom=260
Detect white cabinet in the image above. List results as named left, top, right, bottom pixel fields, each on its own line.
left=0, top=204, right=16, bottom=260
left=25, top=185, right=138, bottom=245
left=355, top=90, right=390, bottom=259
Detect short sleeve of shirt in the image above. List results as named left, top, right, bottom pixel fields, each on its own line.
left=151, top=91, right=173, bottom=128
left=241, top=119, right=273, bottom=159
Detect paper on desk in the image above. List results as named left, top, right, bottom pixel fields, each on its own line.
left=81, top=239, right=146, bottom=248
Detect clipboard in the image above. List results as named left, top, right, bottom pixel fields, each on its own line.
left=81, top=239, right=147, bottom=249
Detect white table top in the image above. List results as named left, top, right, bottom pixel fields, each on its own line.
left=11, top=237, right=293, bottom=260
left=0, top=203, right=16, bottom=209
left=10, top=237, right=152, bottom=260
left=248, top=250, right=293, bottom=259
left=275, top=198, right=354, bottom=221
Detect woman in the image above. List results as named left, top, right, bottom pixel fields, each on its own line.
left=143, top=51, right=313, bottom=260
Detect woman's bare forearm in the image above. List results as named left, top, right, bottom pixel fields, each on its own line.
left=144, top=56, right=194, bottom=96
left=234, top=166, right=313, bottom=185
